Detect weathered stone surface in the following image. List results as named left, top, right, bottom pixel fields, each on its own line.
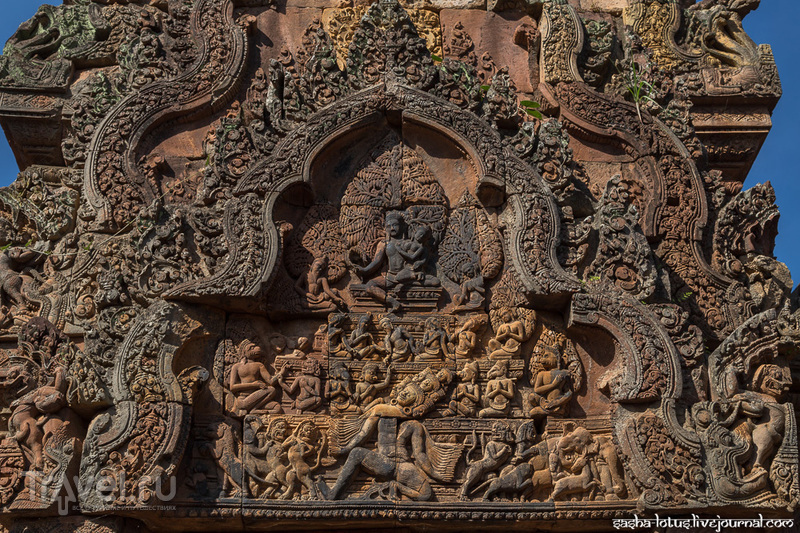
left=0, top=0, right=794, bottom=530
left=404, top=0, right=486, bottom=11
left=440, top=9, right=537, bottom=93
left=580, top=0, right=626, bottom=14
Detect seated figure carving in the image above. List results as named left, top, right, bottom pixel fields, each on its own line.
left=487, top=309, right=529, bottom=359
left=453, top=316, right=485, bottom=360
left=327, top=313, right=352, bottom=357
left=398, top=226, right=438, bottom=285
left=229, top=340, right=282, bottom=416
left=355, top=362, right=393, bottom=413
left=528, top=345, right=573, bottom=419
left=479, top=360, right=515, bottom=418
left=278, top=359, right=323, bottom=414
left=452, top=262, right=485, bottom=312
left=417, top=317, right=450, bottom=362
left=348, top=313, right=385, bottom=361
left=443, top=361, right=481, bottom=417
left=380, top=315, right=416, bottom=363
left=354, top=212, right=439, bottom=312
left=294, top=256, right=345, bottom=311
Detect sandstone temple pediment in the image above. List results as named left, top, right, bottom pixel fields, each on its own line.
left=0, top=0, right=795, bottom=531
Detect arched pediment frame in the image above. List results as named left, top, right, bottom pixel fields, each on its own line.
left=166, top=83, right=582, bottom=309
left=537, top=0, right=746, bottom=340
left=79, top=301, right=222, bottom=513
left=82, top=0, right=251, bottom=231
left=569, top=293, right=682, bottom=403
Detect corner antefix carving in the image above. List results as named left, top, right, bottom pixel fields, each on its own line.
left=0, top=0, right=795, bottom=531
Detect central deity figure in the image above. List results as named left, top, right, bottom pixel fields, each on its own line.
left=355, top=211, right=439, bottom=312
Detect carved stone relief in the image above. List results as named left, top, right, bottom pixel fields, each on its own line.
left=0, top=0, right=794, bottom=530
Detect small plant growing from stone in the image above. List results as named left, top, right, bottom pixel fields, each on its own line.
left=520, top=99, right=543, bottom=120
left=615, top=58, right=656, bottom=123
left=675, top=290, right=694, bottom=303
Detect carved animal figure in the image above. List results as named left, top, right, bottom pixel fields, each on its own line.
left=549, top=424, right=601, bottom=502
left=691, top=401, right=771, bottom=500
left=478, top=422, right=552, bottom=502
left=244, top=417, right=292, bottom=498
left=199, top=418, right=244, bottom=497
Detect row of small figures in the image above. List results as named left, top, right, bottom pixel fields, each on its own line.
left=327, top=310, right=529, bottom=363
left=230, top=349, right=573, bottom=420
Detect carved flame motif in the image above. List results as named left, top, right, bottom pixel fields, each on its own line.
left=440, top=191, right=503, bottom=285
left=340, top=136, right=447, bottom=266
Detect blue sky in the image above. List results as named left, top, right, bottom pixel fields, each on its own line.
left=742, top=0, right=800, bottom=288
left=0, top=1, right=797, bottom=285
